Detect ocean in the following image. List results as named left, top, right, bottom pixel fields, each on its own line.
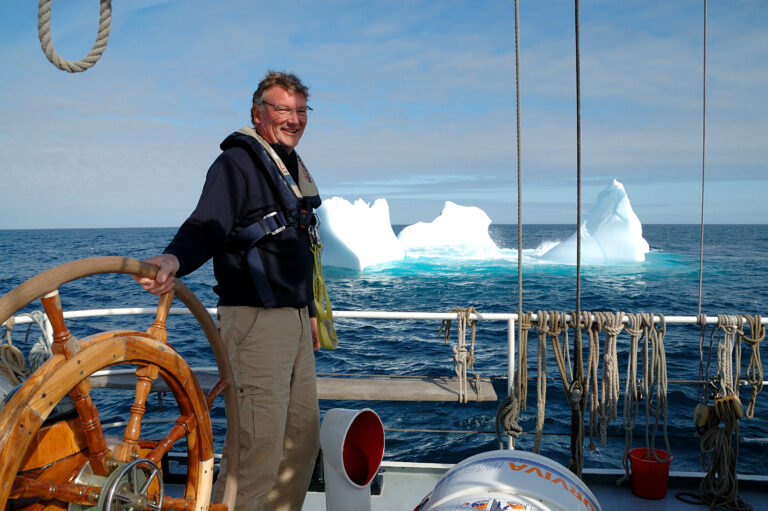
left=1, top=224, right=767, bottom=475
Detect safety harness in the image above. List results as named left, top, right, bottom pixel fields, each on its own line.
left=224, top=127, right=321, bottom=308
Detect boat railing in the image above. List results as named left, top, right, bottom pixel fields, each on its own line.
left=6, top=308, right=767, bottom=444
left=9, top=308, right=768, bottom=392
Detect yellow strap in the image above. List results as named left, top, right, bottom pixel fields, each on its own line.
left=312, top=242, right=338, bottom=350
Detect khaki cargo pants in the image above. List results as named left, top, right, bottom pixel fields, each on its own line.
left=213, top=306, right=319, bottom=511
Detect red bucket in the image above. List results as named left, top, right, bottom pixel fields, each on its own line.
left=629, top=448, right=673, bottom=499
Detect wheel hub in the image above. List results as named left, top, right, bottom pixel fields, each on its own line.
left=71, top=458, right=164, bottom=511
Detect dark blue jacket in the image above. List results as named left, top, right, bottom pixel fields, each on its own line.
left=164, top=131, right=321, bottom=311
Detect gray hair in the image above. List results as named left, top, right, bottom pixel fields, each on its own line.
left=251, top=70, right=310, bottom=124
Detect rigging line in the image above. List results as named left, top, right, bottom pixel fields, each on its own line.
left=696, top=0, right=709, bottom=411
left=571, top=0, right=586, bottom=478
left=697, top=0, right=708, bottom=318
left=514, top=0, right=523, bottom=379
left=574, top=0, right=582, bottom=326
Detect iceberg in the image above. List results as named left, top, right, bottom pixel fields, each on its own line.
left=316, top=198, right=501, bottom=269
left=316, top=181, right=646, bottom=270
left=316, top=197, right=404, bottom=270
left=398, top=201, right=501, bottom=258
left=541, top=179, right=649, bottom=264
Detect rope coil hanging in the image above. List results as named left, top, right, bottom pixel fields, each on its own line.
left=0, top=317, right=27, bottom=385
left=532, top=310, right=551, bottom=453
left=1, top=311, right=53, bottom=385
left=583, top=311, right=623, bottom=450
left=439, top=307, right=479, bottom=403
left=496, top=312, right=530, bottom=449
left=644, top=313, right=670, bottom=461
left=618, top=314, right=644, bottom=485
left=600, top=311, right=623, bottom=445
left=741, top=314, right=764, bottom=419
left=695, top=315, right=752, bottom=511
left=38, top=0, right=112, bottom=73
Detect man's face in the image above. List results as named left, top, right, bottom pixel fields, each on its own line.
left=252, top=86, right=308, bottom=151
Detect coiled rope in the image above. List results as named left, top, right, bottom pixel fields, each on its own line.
left=38, top=0, right=112, bottom=73
left=1, top=311, right=55, bottom=388
left=532, top=310, right=551, bottom=453
left=495, top=393, right=523, bottom=450
left=600, top=312, right=623, bottom=445
left=439, top=307, right=478, bottom=403
left=616, top=313, right=669, bottom=484
left=618, top=314, right=644, bottom=485
left=540, top=310, right=585, bottom=475
left=644, top=313, right=670, bottom=461
left=741, top=314, right=764, bottom=419
left=496, top=312, right=530, bottom=449
left=584, top=312, right=599, bottom=450
left=0, top=317, right=27, bottom=385
left=694, top=315, right=752, bottom=511
left=1, top=311, right=53, bottom=385
left=584, top=311, right=623, bottom=449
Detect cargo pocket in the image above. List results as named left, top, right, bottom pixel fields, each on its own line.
left=236, top=378, right=276, bottom=447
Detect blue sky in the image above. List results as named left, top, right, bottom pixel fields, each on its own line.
left=1, top=1, right=766, bottom=228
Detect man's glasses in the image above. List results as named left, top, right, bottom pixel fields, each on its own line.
left=260, top=101, right=313, bottom=119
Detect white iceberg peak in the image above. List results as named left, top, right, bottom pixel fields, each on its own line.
left=542, top=179, right=649, bottom=264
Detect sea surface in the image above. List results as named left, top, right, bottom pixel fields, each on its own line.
left=1, top=224, right=767, bottom=476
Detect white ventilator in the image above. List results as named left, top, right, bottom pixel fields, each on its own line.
left=319, top=408, right=384, bottom=511
left=416, top=450, right=602, bottom=511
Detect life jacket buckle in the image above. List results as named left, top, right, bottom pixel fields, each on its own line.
left=260, top=211, right=286, bottom=236
left=308, top=214, right=321, bottom=247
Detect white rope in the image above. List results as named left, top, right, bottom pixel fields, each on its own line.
left=532, top=310, right=550, bottom=453
left=741, top=314, right=765, bottom=419
left=696, top=314, right=752, bottom=510
left=618, top=314, right=643, bottom=485
left=439, top=307, right=478, bottom=404
left=584, top=312, right=599, bottom=450
left=38, top=0, right=112, bottom=73
left=596, top=312, right=622, bottom=446
left=1, top=317, right=27, bottom=385
left=717, top=314, right=742, bottom=398
left=27, top=311, right=54, bottom=372
left=646, top=313, right=670, bottom=459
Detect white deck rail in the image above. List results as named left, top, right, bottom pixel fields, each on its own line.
left=9, top=307, right=768, bottom=395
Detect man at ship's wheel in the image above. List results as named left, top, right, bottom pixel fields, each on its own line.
left=135, top=70, right=322, bottom=511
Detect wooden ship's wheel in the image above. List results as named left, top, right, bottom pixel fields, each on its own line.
left=0, top=257, right=239, bottom=511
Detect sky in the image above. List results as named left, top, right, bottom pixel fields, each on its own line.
left=1, top=0, right=766, bottom=229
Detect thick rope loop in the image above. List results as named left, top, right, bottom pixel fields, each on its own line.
left=0, top=314, right=28, bottom=385
left=741, top=314, right=764, bottom=419
left=533, top=310, right=549, bottom=453
left=495, top=394, right=523, bottom=450
left=516, top=312, right=533, bottom=411
left=584, top=311, right=600, bottom=450
left=38, top=0, right=112, bottom=73
left=695, top=314, right=751, bottom=511
left=439, top=307, right=478, bottom=403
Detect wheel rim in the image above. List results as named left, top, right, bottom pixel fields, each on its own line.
left=0, top=257, right=239, bottom=510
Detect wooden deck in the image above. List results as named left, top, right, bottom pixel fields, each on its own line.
left=88, top=371, right=498, bottom=402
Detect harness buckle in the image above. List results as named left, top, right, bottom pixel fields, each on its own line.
left=308, top=214, right=321, bottom=247
left=260, top=211, right=286, bottom=236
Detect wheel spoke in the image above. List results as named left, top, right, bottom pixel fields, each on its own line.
left=139, top=466, right=160, bottom=494
left=146, top=415, right=196, bottom=465
left=40, top=290, right=77, bottom=357
left=147, top=291, right=174, bottom=342
left=115, top=364, right=159, bottom=463
left=41, top=290, right=113, bottom=475
left=10, top=475, right=100, bottom=505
